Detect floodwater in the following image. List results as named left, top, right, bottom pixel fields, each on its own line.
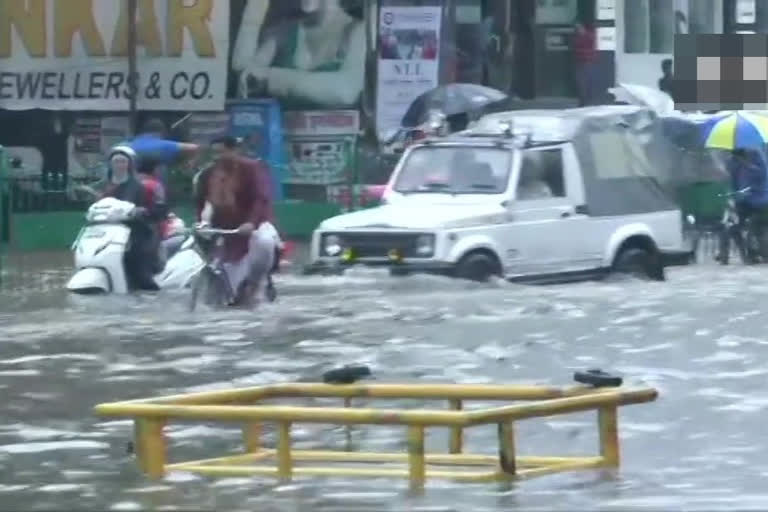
left=2, top=250, right=768, bottom=511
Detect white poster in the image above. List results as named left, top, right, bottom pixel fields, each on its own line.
left=597, top=26, right=616, bottom=51
left=597, top=0, right=615, bottom=21
left=376, top=6, right=442, bottom=139
left=736, top=0, right=756, bottom=24
left=0, top=0, right=229, bottom=111
left=535, top=0, right=578, bottom=25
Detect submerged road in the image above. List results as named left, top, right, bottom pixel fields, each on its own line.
left=1, top=251, right=767, bottom=511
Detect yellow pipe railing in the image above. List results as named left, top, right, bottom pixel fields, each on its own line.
left=115, top=383, right=603, bottom=406
left=94, top=381, right=658, bottom=489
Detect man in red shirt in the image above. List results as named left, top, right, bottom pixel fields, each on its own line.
left=195, top=147, right=278, bottom=305
left=572, top=21, right=597, bottom=106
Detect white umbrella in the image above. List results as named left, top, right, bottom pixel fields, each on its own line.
left=608, top=83, right=675, bottom=116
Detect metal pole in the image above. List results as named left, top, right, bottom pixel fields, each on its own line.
left=127, top=0, right=138, bottom=135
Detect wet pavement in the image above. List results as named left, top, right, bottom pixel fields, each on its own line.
left=2, top=251, right=768, bottom=511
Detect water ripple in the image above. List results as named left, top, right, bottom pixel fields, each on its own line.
left=0, top=262, right=767, bottom=509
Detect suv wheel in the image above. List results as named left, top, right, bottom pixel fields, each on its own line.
left=455, top=253, right=498, bottom=282
left=612, top=248, right=663, bottom=281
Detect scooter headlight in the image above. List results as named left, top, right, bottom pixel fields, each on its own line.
left=323, top=234, right=342, bottom=256
left=415, top=234, right=435, bottom=257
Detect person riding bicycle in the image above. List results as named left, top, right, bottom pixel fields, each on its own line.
left=102, top=146, right=168, bottom=290
left=194, top=152, right=277, bottom=306
left=729, top=147, right=768, bottom=224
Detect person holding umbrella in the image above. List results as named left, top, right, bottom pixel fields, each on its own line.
left=702, top=111, right=768, bottom=260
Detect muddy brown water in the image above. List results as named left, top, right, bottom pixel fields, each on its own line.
left=1, top=251, right=767, bottom=511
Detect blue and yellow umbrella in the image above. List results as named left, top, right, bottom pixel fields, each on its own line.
left=700, top=111, right=768, bottom=150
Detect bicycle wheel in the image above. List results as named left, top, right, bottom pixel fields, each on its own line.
left=744, top=224, right=762, bottom=264
left=188, top=269, right=207, bottom=312
left=189, top=267, right=227, bottom=311
left=717, top=227, right=730, bottom=265
left=733, top=226, right=752, bottom=265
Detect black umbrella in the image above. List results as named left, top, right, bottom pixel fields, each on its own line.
left=401, top=83, right=508, bottom=128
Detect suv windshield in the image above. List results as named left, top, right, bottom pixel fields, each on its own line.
left=393, top=146, right=512, bottom=194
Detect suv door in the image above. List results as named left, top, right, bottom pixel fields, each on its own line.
left=502, top=144, right=591, bottom=277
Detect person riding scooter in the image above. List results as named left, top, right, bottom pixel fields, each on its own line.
left=102, top=146, right=168, bottom=290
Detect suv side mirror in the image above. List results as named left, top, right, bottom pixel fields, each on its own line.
left=10, top=157, right=22, bottom=169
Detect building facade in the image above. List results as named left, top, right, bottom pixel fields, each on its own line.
left=614, top=0, right=768, bottom=90
left=0, top=0, right=603, bottom=185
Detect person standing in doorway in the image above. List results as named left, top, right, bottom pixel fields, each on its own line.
left=572, top=20, right=597, bottom=107
left=658, top=59, right=675, bottom=99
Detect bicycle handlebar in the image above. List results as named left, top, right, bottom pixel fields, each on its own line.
left=193, top=226, right=240, bottom=236
left=719, top=186, right=752, bottom=198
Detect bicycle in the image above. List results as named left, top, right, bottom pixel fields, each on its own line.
left=188, top=226, right=241, bottom=311
left=716, top=187, right=762, bottom=265
left=188, top=225, right=279, bottom=311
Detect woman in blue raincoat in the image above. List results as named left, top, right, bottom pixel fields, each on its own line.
left=725, top=147, right=768, bottom=260
left=728, top=147, right=768, bottom=221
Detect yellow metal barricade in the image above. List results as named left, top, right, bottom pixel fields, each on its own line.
left=94, top=381, right=657, bottom=489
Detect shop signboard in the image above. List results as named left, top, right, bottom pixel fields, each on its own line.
left=0, top=0, right=229, bottom=111
left=282, top=110, right=359, bottom=187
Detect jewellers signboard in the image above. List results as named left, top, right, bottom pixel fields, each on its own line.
left=0, top=0, right=229, bottom=110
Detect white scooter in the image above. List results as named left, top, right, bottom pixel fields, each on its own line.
left=66, top=197, right=204, bottom=294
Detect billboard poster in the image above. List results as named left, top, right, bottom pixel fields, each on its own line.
left=375, top=6, right=442, bottom=139
left=228, top=0, right=365, bottom=111
left=0, top=0, right=229, bottom=110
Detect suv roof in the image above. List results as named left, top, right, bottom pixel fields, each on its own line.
left=411, top=135, right=566, bottom=151
left=463, top=105, right=656, bottom=143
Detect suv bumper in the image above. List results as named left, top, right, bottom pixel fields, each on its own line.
left=304, top=260, right=455, bottom=276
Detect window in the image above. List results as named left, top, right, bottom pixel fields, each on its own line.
left=516, top=148, right=566, bottom=200
left=393, top=146, right=512, bottom=194
left=535, top=0, right=578, bottom=25
left=624, top=0, right=717, bottom=54
left=587, top=131, right=655, bottom=180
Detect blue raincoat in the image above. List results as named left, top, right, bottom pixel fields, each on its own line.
left=728, top=148, right=768, bottom=208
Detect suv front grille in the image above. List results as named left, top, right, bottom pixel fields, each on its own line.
left=324, top=232, right=429, bottom=258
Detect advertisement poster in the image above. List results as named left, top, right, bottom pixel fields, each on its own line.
left=375, top=6, right=442, bottom=139
left=228, top=100, right=284, bottom=201
left=68, top=115, right=130, bottom=179
left=186, top=112, right=231, bottom=146
left=0, top=0, right=229, bottom=110
left=228, top=0, right=365, bottom=110
left=283, top=110, right=359, bottom=186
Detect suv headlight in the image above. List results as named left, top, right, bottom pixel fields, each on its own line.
left=323, top=234, right=342, bottom=256
left=415, top=234, right=435, bottom=256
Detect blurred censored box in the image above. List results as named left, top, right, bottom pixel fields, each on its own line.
left=674, top=34, right=768, bottom=111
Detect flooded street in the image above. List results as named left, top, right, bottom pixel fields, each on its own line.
left=2, top=252, right=768, bottom=511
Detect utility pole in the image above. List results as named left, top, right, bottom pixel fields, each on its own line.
left=127, top=0, right=138, bottom=135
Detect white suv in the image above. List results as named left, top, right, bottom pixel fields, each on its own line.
left=308, top=106, right=693, bottom=283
